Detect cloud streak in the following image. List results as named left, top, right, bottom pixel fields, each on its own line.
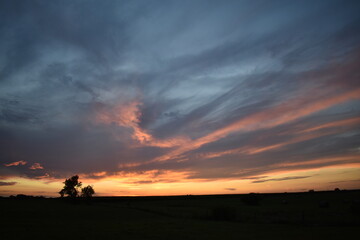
left=252, top=176, right=312, bottom=184
left=29, top=163, right=44, bottom=170
left=0, top=181, right=17, bottom=186
left=4, top=161, right=27, bottom=167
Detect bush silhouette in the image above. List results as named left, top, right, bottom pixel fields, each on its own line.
left=81, top=185, right=95, bottom=198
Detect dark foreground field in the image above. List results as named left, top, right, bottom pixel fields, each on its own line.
left=1, top=190, right=359, bottom=240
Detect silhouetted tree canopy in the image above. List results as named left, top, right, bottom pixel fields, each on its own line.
left=59, top=175, right=96, bottom=199
left=59, top=175, right=82, bottom=198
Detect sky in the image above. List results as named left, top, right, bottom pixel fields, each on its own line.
left=1, top=0, right=360, bottom=197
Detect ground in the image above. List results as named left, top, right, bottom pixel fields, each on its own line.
left=1, top=190, right=359, bottom=239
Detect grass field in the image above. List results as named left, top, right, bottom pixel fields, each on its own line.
left=1, top=190, right=359, bottom=240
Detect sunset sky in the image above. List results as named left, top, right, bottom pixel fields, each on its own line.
left=1, top=0, right=360, bottom=197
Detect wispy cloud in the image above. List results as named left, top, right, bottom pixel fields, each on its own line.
left=0, top=181, right=17, bottom=186
left=0, top=0, right=359, bottom=194
left=252, top=176, right=312, bottom=184
left=95, top=100, right=190, bottom=148
left=4, top=161, right=27, bottom=167
left=29, top=163, right=44, bottom=170
left=147, top=87, right=360, bottom=164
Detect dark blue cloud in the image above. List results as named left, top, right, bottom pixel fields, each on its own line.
left=0, top=0, right=359, bottom=180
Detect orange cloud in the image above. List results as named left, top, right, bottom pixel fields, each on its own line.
left=80, top=169, right=193, bottom=187
left=276, top=155, right=360, bottom=168
left=188, top=114, right=359, bottom=163
left=4, top=160, right=27, bottom=167
left=92, top=171, right=107, bottom=177
left=299, top=117, right=360, bottom=133
left=118, top=162, right=142, bottom=168
left=35, top=173, right=50, bottom=179
left=96, top=100, right=189, bottom=148
left=244, top=128, right=342, bottom=155
left=152, top=88, right=360, bottom=163
left=81, top=171, right=108, bottom=179
left=220, top=154, right=360, bottom=182
left=29, top=163, right=44, bottom=170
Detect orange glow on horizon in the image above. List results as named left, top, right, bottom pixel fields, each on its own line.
left=1, top=164, right=359, bottom=197
left=3, top=86, right=360, bottom=198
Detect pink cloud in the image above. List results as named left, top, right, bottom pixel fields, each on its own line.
left=151, top=88, right=360, bottom=163
left=4, top=160, right=27, bottom=167
left=96, top=100, right=189, bottom=148
left=29, top=163, right=44, bottom=170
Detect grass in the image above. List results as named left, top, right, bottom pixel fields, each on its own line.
left=1, top=190, right=359, bottom=239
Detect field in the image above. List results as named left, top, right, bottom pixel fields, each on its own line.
left=1, top=190, right=359, bottom=240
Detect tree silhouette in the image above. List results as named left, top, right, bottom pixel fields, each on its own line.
left=59, top=175, right=82, bottom=198
left=59, top=175, right=96, bottom=199
left=81, top=185, right=95, bottom=198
